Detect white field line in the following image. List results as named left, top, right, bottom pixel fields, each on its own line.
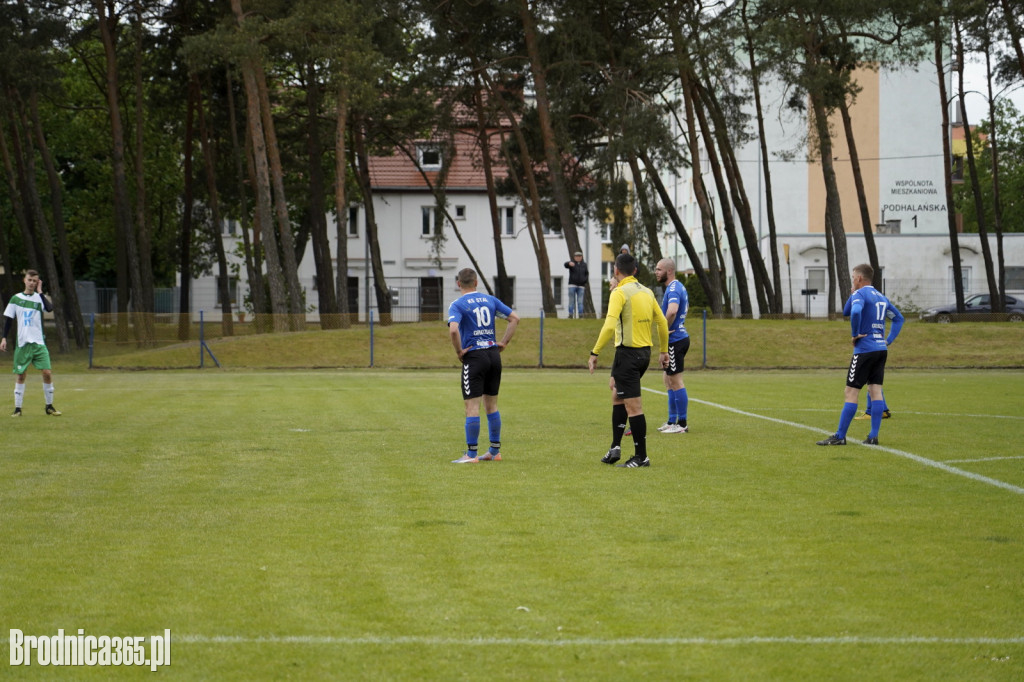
left=782, top=408, right=1024, bottom=420
left=642, top=388, right=1024, bottom=496
left=174, top=634, right=1024, bottom=647
left=944, top=455, right=1024, bottom=464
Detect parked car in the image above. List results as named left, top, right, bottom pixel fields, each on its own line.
left=919, top=293, right=1024, bottom=323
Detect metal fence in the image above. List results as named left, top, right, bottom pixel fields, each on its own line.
left=75, top=277, right=1021, bottom=326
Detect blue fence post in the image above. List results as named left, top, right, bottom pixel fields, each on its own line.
left=702, top=309, right=708, bottom=369
left=88, top=314, right=95, bottom=369
left=199, top=311, right=220, bottom=368
left=200, top=311, right=205, bottom=368
left=539, top=309, right=544, bottom=367
left=369, top=310, right=375, bottom=368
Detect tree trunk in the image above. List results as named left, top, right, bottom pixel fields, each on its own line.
left=254, top=62, right=304, bottom=327
left=678, top=66, right=724, bottom=313
left=808, top=87, right=851, bottom=306
left=627, top=152, right=663, bottom=264
left=472, top=75, right=513, bottom=305
left=998, top=0, right=1024, bottom=80
left=13, top=95, right=70, bottom=352
left=303, top=61, right=338, bottom=328
left=132, top=3, right=154, bottom=316
left=0, top=110, right=35, bottom=294
left=696, top=81, right=776, bottom=314
left=984, top=31, right=1007, bottom=304
left=195, top=73, right=234, bottom=337
left=501, top=134, right=556, bottom=316
left=178, top=78, right=196, bottom=341
left=934, top=18, right=964, bottom=312
left=955, top=20, right=1000, bottom=308
left=237, top=57, right=288, bottom=331
left=743, top=0, right=783, bottom=313
left=690, top=84, right=753, bottom=316
left=27, top=90, right=86, bottom=348
left=226, top=69, right=266, bottom=318
left=838, top=96, right=881, bottom=288
left=824, top=209, right=837, bottom=317
left=639, top=150, right=717, bottom=312
left=94, top=0, right=150, bottom=344
left=517, top=0, right=591, bottom=313
left=333, top=84, right=351, bottom=328
left=2, top=102, right=42, bottom=269
left=351, top=115, right=391, bottom=324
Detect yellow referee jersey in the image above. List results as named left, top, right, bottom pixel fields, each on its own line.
left=591, top=276, right=669, bottom=354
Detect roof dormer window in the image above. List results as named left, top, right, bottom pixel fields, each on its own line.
left=418, top=145, right=442, bottom=170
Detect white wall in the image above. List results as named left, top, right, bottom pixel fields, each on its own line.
left=189, top=192, right=608, bottom=321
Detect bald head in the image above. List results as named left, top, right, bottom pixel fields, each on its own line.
left=655, top=258, right=676, bottom=285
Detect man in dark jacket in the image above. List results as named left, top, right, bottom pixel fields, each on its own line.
left=564, top=251, right=588, bottom=318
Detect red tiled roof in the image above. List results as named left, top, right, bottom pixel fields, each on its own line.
left=368, top=127, right=510, bottom=191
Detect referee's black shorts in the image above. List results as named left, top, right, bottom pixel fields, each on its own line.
left=611, top=346, right=651, bottom=399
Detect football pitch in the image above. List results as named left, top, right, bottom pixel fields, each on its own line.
left=3, top=368, right=1022, bottom=680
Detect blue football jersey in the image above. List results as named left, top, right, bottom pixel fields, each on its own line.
left=846, top=286, right=904, bottom=353
left=661, top=280, right=689, bottom=343
left=447, top=293, right=513, bottom=350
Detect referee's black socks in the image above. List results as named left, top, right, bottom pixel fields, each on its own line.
left=628, top=414, right=647, bottom=458
left=612, top=404, right=628, bottom=447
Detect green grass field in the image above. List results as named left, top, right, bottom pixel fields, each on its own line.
left=2, top=367, right=1022, bottom=680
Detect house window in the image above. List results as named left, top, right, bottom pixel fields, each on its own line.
left=552, top=276, right=563, bottom=305
left=494, top=276, right=515, bottom=307
left=951, top=266, right=971, bottom=294
left=418, top=145, right=442, bottom=170
left=806, top=268, right=826, bottom=294
left=421, top=207, right=441, bottom=237
left=454, top=205, right=466, bottom=220
left=222, top=219, right=237, bottom=236
left=348, top=206, right=359, bottom=238
left=1006, top=266, right=1024, bottom=290
left=501, top=207, right=516, bottom=236
left=216, top=276, right=239, bottom=306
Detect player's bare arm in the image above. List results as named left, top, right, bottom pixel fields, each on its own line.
left=496, top=312, right=520, bottom=351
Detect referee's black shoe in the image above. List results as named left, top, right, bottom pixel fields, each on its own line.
left=600, top=446, right=621, bottom=465
left=816, top=434, right=846, bottom=446
left=617, top=455, right=650, bottom=468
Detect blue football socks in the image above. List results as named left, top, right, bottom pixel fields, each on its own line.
left=836, top=401, right=858, bottom=439
left=487, top=411, right=501, bottom=454
left=869, top=399, right=884, bottom=439
left=465, top=416, right=480, bottom=454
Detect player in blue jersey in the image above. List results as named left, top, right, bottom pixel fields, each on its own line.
left=817, top=263, right=904, bottom=446
left=844, top=293, right=892, bottom=422
left=655, top=258, right=690, bottom=433
left=447, top=268, right=520, bottom=463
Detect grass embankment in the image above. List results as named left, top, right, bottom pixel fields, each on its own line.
left=77, top=317, right=1024, bottom=371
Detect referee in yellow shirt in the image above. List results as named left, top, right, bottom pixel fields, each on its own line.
left=588, top=253, right=669, bottom=467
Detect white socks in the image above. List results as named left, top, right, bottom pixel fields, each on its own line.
left=13, top=382, right=54, bottom=407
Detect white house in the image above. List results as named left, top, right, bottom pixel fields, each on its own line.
left=189, top=127, right=607, bottom=322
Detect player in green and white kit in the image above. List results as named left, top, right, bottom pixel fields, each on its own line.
left=1, top=270, right=61, bottom=416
